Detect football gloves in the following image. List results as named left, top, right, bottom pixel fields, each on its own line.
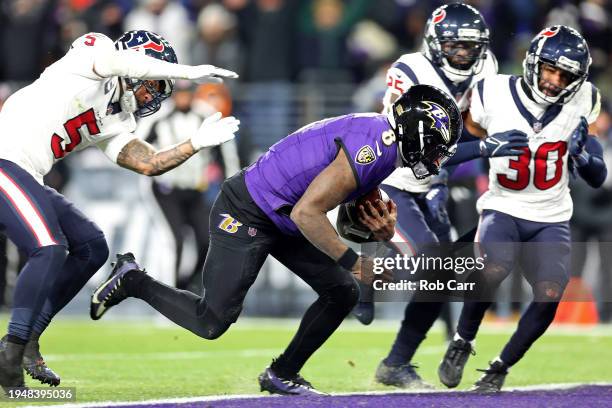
left=182, top=65, right=238, bottom=83
left=479, top=130, right=528, bottom=158
left=569, top=117, right=590, bottom=168
left=191, top=112, right=240, bottom=151
left=425, top=169, right=450, bottom=227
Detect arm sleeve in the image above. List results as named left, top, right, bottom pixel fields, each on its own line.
left=445, top=140, right=481, bottom=166
left=577, top=136, right=607, bottom=188
left=93, top=48, right=197, bottom=80
left=96, top=133, right=138, bottom=163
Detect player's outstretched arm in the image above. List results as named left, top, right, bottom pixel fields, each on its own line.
left=445, top=129, right=528, bottom=166
left=93, top=49, right=238, bottom=83
left=117, top=138, right=194, bottom=176
left=117, top=113, right=239, bottom=176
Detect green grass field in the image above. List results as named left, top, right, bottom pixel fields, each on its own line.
left=4, top=317, right=612, bottom=405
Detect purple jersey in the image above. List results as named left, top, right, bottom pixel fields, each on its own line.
left=245, top=113, right=398, bottom=235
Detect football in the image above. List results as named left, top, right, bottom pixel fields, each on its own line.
left=355, top=187, right=390, bottom=217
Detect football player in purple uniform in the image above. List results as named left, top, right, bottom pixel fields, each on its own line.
left=91, top=84, right=462, bottom=395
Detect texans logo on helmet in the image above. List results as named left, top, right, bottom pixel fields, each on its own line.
left=540, top=26, right=560, bottom=38
left=142, top=41, right=164, bottom=52
left=432, top=9, right=446, bottom=24
left=422, top=101, right=451, bottom=142
left=125, top=32, right=166, bottom=53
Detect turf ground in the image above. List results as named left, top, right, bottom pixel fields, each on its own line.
left=2, top=317, right=612, bottom=407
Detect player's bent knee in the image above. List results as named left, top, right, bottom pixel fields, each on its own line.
left=484, top=263, right=511, bottom=288
left=534, top=281, right=565, bottom=302
left=194, top=302, right=234, bottom=340
left=327, top=280, right=360, bottom=310
left=87, top=236, right=110, bottom=270
left=201, top=322, right=231, bottom=340
left=197, top=316, right=232, bottom=340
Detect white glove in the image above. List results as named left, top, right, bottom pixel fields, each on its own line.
left=191, top=112, right=240, bottom=151
left=183, top=65, right=239, bottom=83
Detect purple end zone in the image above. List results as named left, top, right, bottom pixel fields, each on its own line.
left=122, top=385, right=612, bottom=408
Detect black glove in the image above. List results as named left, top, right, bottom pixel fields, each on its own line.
left=425, top=169, right=450, bottom=227
left=569, top=117, right=589, bottom=168
left=480, top=130, right=529, bottom=158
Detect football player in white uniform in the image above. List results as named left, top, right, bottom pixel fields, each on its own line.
left=364, top=3, right=527, bottom=388
left=438, top=25, right=606, bottom=393
left=0, top=30, right=240, bottom=390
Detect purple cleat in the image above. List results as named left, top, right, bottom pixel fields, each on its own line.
left=258, top=367, right=327, bottom=396
left=90, top=253, right=143, bottom=320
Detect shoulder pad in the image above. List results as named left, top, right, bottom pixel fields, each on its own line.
left=70, top=33, right=114, bottom=51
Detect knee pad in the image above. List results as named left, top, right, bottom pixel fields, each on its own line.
left=195, top=301, right=233, bottom=340
left=71, top=236, right=109, bottom=270
left=485, top=263, right=512, bottom=287
left=466, top=262, right=510, bottom=300
left=201, top=320, right=231, bottom=340
left=327, top=280, right=360, bottom=311
left=534, top=281, right=565, bottom=302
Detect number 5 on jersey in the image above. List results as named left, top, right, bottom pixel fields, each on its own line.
left=51, top=108, right=100, bottom=159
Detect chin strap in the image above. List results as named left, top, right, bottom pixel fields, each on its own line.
left=119, top=78, right=138, bottom=114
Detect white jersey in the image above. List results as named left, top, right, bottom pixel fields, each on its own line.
left=0, top=33, right=137, bottom=184
left=474, top=74, right=601, bottom=222
left=382, top=51, right=498, bottom=192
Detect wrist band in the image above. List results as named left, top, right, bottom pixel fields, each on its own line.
left=338, top=248, right=359, bottom=270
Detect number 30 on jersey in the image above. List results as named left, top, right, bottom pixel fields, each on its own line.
left=498, top=142, right=567, bottom=190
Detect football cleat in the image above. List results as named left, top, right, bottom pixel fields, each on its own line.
left=352, top=301, right=375, bottom=325
left=0, top=340, right=26, bottom=392
left=90, top=253, right=142, bottom=320
left=375, top=361, right=434, bottom=389
left=438, top=338, right=475, bottom=388
left=258, top=366, right=326, bottom=396
left=469, top=360, right=508, bottom=393
left=0, top=336, right=60, bottom=387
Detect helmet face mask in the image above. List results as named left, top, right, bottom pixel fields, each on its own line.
left=523, top=25, right=591, bottom=105
left=423, top=4, right=490, bottom=82
left=125, top=78, right=174, bottom=117
left=440, top=41, right=487, bottom=71
left=398, top=128, right=456, bottom=179
left=115, top=30, right=178, bottom=117
left=391, top=85, right=462, bottom=180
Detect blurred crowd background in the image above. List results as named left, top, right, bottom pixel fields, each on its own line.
left=0, top=0, right=611, bottom=324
